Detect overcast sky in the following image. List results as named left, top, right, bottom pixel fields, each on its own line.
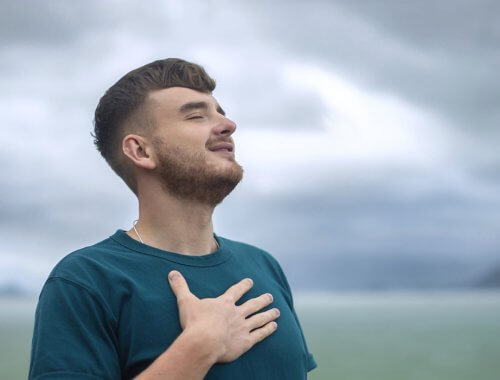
left=1, top=0, right=499, bottom=293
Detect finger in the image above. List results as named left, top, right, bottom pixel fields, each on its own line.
left=249, top=321, right=278, bottom=345
left=168, top=270, right=194, bottom=302
left=222, top=277, right=253, bottom=303
left=238, top=293, right=273, bottom=317
left=246, top=308, right=280, bottom=331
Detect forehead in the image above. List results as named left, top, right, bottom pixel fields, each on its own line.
left=146, top=87, right=217, bottom=118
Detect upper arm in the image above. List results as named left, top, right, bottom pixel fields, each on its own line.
left=29, top=277, right=121, bottom=379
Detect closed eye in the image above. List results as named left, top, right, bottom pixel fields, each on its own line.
left=187, top=115, right=203, bottom=120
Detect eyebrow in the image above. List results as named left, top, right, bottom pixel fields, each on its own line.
left=178, top=101, right=226, bottom=116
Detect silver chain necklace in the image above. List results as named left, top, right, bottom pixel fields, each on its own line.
left=132, top=219, right=219, bottom=250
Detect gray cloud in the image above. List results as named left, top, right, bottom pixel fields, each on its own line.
left=218, top=175, right=500, bottom=260
left=247, top=0, right=500, bottom=133
left=0, top=0, right=91, bottom=45
left=1, top=0, right=499, bottom=293
left=0, top=0, right=174, bottom=47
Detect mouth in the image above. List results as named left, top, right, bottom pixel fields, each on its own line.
left=208, top=142, right=234, bottom=155
left=210, top=149, right=235, bottom=158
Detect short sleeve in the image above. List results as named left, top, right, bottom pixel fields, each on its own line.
left=269, top=257, right=318, bottom=372
left=29, top=277, right=121, bottom=379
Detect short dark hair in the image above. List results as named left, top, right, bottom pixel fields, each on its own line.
left=92, top=58, right=216, bottom=195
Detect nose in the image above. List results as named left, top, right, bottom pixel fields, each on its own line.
left=214, top=115, right=237, bottom=137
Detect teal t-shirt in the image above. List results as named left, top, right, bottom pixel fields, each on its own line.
left=29, top=230, right=317, bottom=379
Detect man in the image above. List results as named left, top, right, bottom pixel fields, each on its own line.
left=29, top=58, right=317, bottom=379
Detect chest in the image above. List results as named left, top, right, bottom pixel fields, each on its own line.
left=114, top=267, right=309, bottom=379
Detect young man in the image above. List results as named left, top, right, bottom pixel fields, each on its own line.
left=29, top=58, right=317, bottom=379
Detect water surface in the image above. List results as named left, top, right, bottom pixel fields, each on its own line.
left=1, top=291, right=498, bottom=379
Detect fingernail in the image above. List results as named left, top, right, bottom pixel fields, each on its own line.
left=169, top=271, right=179, bottom=281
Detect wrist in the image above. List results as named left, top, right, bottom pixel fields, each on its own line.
left=181, top=327, right=222, bottom=365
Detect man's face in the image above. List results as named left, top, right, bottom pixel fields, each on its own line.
left=146, top=87, right=243, bottom=206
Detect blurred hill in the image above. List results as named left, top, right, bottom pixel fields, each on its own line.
left=285, top=254, right=500, bottom=292
left=2, top=256, right=499, bottom=296
left=0, top=282, right=29, bottom=297
left=476, top=266, right=500, bottom=288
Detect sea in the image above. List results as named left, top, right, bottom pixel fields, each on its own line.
left=1, top=290, right=499, bottom=380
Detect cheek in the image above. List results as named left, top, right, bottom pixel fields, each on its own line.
left=171, top=132, right=207, bottom=151
left=184, top=130, right=210, bottom=147
left=160, top=127, right=212, bottom=156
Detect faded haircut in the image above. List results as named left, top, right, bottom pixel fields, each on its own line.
left=92, top=58, right=216, bottom=195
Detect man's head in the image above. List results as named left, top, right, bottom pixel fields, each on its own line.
left=93, top=58, right=243, bottom=206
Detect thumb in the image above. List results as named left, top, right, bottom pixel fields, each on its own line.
left=168, top=270, right=193, bottom=302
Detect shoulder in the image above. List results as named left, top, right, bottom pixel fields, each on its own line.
left=219, top=236, right=277, bottom=262
left=48, top=235, right=123, bottom=286
left=218, top=236, right=287, bottom=281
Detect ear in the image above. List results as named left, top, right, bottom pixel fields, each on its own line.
left=122, top=134, right=157, bottom=170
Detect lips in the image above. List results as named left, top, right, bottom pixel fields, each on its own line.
left=208, top=142, right=234, bottom=152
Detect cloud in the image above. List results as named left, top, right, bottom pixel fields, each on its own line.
left=246, top=0, right=500, bottom=136
left=1, top=0, right=498, bottom=293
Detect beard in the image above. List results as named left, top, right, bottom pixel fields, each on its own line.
left=152, top=137, right=244, bottom=207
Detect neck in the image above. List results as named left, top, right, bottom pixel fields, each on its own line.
left=126, top=183, right=218, bottom=256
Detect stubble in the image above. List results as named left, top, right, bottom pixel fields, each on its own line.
left=153, top=137, right=244, bottom=206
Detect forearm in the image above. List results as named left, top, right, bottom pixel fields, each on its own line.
left=134, top=328, right=219, bottom=380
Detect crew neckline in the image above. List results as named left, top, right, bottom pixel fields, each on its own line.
left=110, top=229, right=232, bottom=267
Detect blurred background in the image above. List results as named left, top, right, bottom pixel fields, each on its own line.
left=1, top=0, right=499, bottom=379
